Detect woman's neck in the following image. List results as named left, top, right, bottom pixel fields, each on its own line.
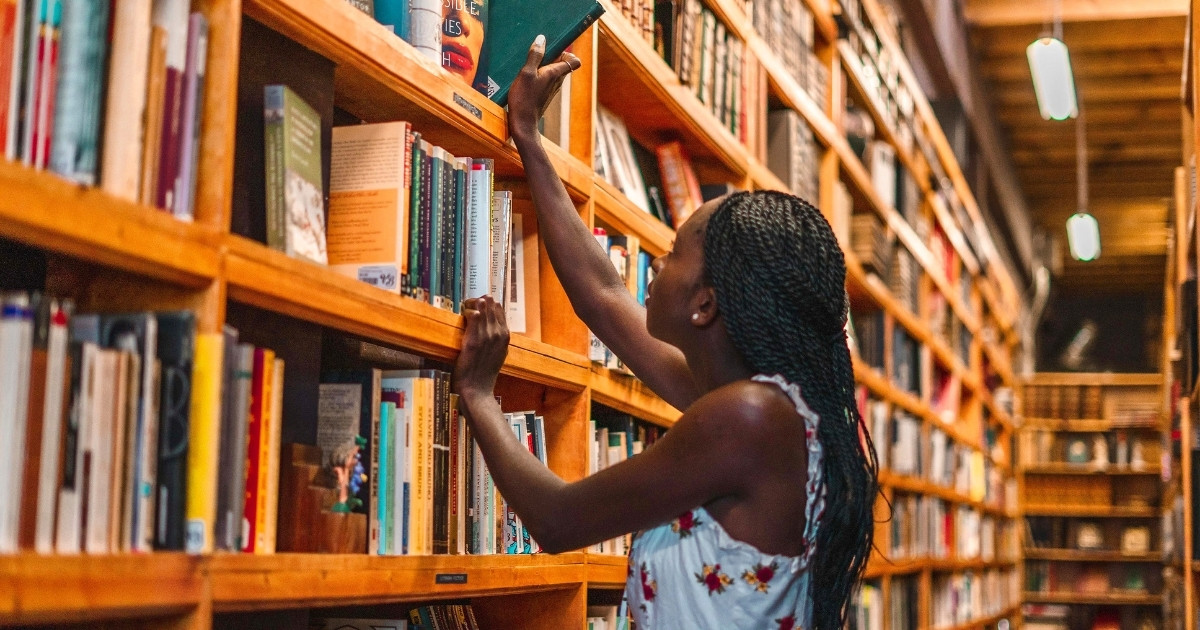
left=683, top=326, right=755, bottom=394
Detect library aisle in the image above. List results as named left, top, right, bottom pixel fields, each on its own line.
left=0, top=0, right=1191, bottom=629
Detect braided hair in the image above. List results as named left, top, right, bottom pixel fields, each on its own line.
left=703, top=190, right=879, bottom=630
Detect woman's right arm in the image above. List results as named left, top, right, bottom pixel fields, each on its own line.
left=507, top=37, right=699, bottom=410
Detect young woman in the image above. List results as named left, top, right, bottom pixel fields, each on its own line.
left=453, top=37, right=878, bottom=630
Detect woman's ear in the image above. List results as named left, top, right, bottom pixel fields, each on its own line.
left=690, top=286, right=719, bottom=327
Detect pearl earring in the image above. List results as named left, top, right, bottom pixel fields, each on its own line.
left=691, top=314, right=699, bottom=321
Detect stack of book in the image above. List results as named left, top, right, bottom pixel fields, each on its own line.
left=616, top=0, right=656, bottom=46
left=851, top=580, right=884, bottom=630
left=851, top=309, right=886, bottom=370
left=589, top=405, right=665, bottom=554
left=0, top=0, right=209, bottom=219
left=888, top=246, right=918, bottom=315
left=850, top=213, right=890, bottom=277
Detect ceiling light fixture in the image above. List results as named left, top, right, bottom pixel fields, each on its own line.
left=1066, top=109, right=1099, bottom=262
left=1027, top=0, right=1077, bottom=120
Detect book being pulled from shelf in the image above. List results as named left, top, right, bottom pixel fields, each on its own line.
left=0, top=0, right=209, bottom=219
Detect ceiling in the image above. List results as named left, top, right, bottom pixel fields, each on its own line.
left=963, top=0, right=1186, bottom=294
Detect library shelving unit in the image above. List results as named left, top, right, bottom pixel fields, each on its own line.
left=1018, top=374, right=1168, bottom=630
left=0, top=0, right=1020, bottom=628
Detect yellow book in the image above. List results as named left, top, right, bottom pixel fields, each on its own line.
left=415, top=377, right=434, bottom=555
left=263, top=358, right=285, bottom=554
left=254, top=350, right=275, bottom=554
left=185, top=333, right=224, bottom=554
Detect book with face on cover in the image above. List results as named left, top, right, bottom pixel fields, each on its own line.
left=484, top=0, right=604, bottom=105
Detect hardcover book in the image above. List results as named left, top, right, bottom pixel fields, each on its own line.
left=264, top=84, right=328, bottom=264
left=484, top=0, right=604, bottom=105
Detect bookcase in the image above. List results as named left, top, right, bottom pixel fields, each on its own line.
left=0, top=0, right=1021, bottom=628
left=1018, top=374, right=1168, bottom=630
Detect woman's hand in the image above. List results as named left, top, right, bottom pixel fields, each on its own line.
left=454, top=296, right=511, bottom=400
left=507, top=35, right=581, bottom=145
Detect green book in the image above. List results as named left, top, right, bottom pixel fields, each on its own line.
left=485, top=0, right=605, bottom=105
left=264, top=84, right=327, bottom=265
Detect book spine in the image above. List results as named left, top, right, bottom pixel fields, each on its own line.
left=172, top=12, right=208, bottom=221
left=464, top=160, right=490, bottom=300
left=263, top=358, right=284, bottom=554
left=381, top=402, right=394, bottom=554
left=99, top=0, right=152, bottom=201
left=253, top=351, right=275, bottom=553
left=405, top=133, right=423, bottom=297
left=0, top=293, right=32, bottom=552
left=488, top=191, right=511, bottom=303
left=48, top=0, right=108, bottom=183
left=429, top=147, right=444, bottom=307
left=34, top=300, right=68, bottom=553
left=139, top=25, right=167, bottom=206
left=240, top=347, right=266, bottom=553
left=369, top=378, right=383, bottom=555
left=417, top=141, right=433, bottom=302
left=0, top=1, right=17, bottom=157
left=448, top=393, right=460, bottom=555
left=184, top=332, right=223, bottom=554
left=374, top=0, right=410, bottom=39
left=452, top=159, right=467, bottom=312
left=408, top=0, right=440, bottom=62
left=432, top=371, right=448, bottom=554
left=264, top=85, right=286, bottom=253
left=154, top=0, right=187, bottom=211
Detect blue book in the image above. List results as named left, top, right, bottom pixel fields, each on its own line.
left=374, top=0, right=410, bottom=39
left=377, top=400, right=390, bottom=554
left=49, top=0, right=108, bottom=184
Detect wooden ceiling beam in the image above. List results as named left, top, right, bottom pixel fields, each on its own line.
left=994, top=83, right=1180, bottom=106
left=996, top=102, right=1180, bottom=126
left=978, top=49, right=1183, bottom=82
left=972, top=17, right=1186, bottom=55
left=1011, top=145, right=1181, bottom=164
left=1007, top=124, right=1181, bottom=142
left=964, top=0, right=1186, bottom=27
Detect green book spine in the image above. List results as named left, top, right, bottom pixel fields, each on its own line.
left=264, top=87, right=286, bottom=253
left=406, top=134, right=423, bottom=297
left=428, top=148, right=444, bottom=305
left=452, top=160, right=467, bottom=311
left=265, top=85, right=325, bottom=264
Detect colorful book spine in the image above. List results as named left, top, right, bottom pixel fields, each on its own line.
left=99, top=0, right=152, bottom=202
left=172, top=12, right=209, bottom=221
left=0, top=0, right=22, bottom=158
left=374, top=0, right=410, bottom=38
left=262, top=357, right=285, bottom=554
left=184, top=332, right=223, bottom=554
left=48, top=0, right=109, bottom=184
left=153, top=0, right=188, bottom=211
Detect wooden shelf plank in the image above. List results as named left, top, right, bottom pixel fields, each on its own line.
left=584, top=553, right=629, bottom=589
left=590, top=366, right=681, bottom=428
left=1022, top=419, right=1162, bottom=432
left=211, top=553, right=588, bottom=611
left=0, top=554, right=204, bottom=626
left=1023, top=549, right=1165, bottom=562
left=0, top=160, right=221, bottom=287
left=1026, top=373, right=1165, bottom=387
left=1023, top=506, right=1160, bottom=518
left=938, top=606, right=1021, bottom=630
left=865, top=556, right=1018, bottom=578
left=1022, top=464, right=1164, bottom=476
left=223, top=236, right=590, bottom=391
left=1022, top=591, right=1163, bottom=606
left=592, top=179, right=675, bottom=258
left=880, top=471, right=1012, bottom=517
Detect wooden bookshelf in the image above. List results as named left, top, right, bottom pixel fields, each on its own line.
left=1023, top=549, right=1165, bottom=563
left=0, top=0, right=1022, bottom=626
left=1021, top=592, right=1165, bottom=606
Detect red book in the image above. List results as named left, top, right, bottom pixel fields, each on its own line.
left=240, top=348, right=271, bottom=553
left=0, top=1, right=18, bottom=154
left=30, top=10, right=58, bottom=169
left=655, top=140, right=703, bottom=229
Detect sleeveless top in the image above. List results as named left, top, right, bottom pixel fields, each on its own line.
left=624, top=375, right=827, bottom=630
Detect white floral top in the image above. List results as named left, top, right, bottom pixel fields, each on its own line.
left=624, top=375, right=827, bottom=630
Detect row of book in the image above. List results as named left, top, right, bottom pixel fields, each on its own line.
left=1025, top=562, right=1160, bottom=598
left=851, top=577, right=919, bottom=630
left=587, top=227, right=654, bottom=372
left=264, top=87, right=536, bottom=332
left=314, top=368, right=551, bottom=556
left=1024, top=384, right=1162, bottom=423
left=657, top=0, right=745, bottom=140
left=310, top=604, right=480, bottom=630
left=1019, top=428, right=1159, bottom=468
left=588, top=405, right=665, bottom=554
left=931, top=570, right=1018, bottom=630
left=840, top=0, right=918, bottom=162
left=889, top=493, right=949, bottom=560
left=745, top=0, right=826, bottom=105
left=0, top=293, right=204, bottom=554
left=593, top=105, right=698, bottom=230
left=0, top=0, right=208, bottom=219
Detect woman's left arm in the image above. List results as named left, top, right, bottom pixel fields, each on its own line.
left=455, top=297, right=775, bottom=554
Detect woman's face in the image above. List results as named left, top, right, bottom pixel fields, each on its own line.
left=645, top=198, right=722, bottom=344
left=443, top=0, right=486, bottom=85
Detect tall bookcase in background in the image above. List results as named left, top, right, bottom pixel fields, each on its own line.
left=0, top=0, right=1021, bottom=628
left=1018, top=374, right=1169, bottom=630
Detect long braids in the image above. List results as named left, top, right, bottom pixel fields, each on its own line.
left=703, top=190, right=879, bottom=630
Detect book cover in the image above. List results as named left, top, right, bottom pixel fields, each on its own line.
left=484, top=0, right=604, bottom=105
left=264, top=83, right=328, bottom=264
left=374, top=0, right=409, bottom=39
left=489, top=190, right=512, bottom=304
left=0, top=292, right=32, bottom=552
left=0, top=0, right=22, bottom=158
left=153, top=310, right=195, bottom=551
left=328, top=121, right=412, bottom=293
left=140, top=23, right=168, bottom=206
left=463, top=158, right=493, bottom=301
left=440, top=0, right=489, bottom=95
left=99, top=0, right=152, bottom=202
left=408, top=0, right=440, bottom=62
left=185, top=332, right=224, bottom=554
left=654, top=140, right=702, bottom=229
left=380, top=372, right=416, bottom=554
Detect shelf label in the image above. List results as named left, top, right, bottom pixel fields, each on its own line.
left=453, top=93, right=483, bottom=120
left=436, top=573, right=469, bottom=584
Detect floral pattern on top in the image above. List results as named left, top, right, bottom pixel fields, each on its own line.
left=671, top=510, right=700, bottom=537
left=695, top=563, right=734, bottom=595
left=742, top=561, right=778, bottom=593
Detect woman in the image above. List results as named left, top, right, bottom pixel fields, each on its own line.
left=454, top=37, right=878, bottom=630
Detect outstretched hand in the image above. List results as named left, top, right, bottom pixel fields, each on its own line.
left=454, top=296, right=511, bottom=399
left=507, top=35, right=582, bottom=144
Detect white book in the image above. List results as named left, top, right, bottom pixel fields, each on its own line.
left=34, top=300, right=70, bottom=553
left=327, top=121, right=413, bottom=293
left=506, top=213, right=527, bottom=334
left=262, top=358, right=285, bottom=554
left=101, top=0, right=153, bottom=201
left=0, top=293, right=33, bottom=553
left=463, top=159, right=493, bottom=301
left=408, top=0, right=441, bottom=63
left=489, top=191, right=512, bottom=304
left=84, top=349, right=119, bottom=554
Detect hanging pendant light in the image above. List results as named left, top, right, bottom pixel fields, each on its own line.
left=1067, top=109, right=1099, bottom=262
left=1027, top=0, right=1078, bottom=121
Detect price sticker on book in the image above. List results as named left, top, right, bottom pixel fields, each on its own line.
left=359, top=266, right=400, bottom=291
